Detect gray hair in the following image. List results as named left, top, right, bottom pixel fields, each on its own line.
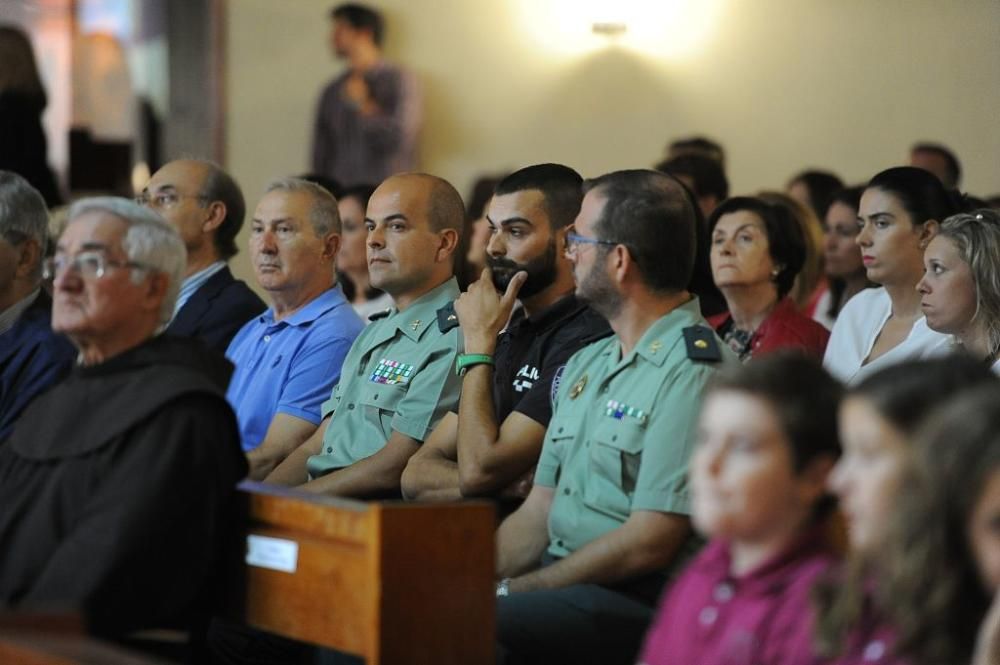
left=67, top=197, right=187, bottom=326
left=0, top=170, right=49, bottom=278
left=265, top=177, right=341, bottom=236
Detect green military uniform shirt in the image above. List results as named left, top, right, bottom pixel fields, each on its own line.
left=306, top=278, right=463, bottom=478
left=534, top=297, right=736, bottom=560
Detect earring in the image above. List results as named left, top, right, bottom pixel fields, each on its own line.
left=770, top=267, right=781, bottom=278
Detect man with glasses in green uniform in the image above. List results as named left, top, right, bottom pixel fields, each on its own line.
left=494, top=169, right=736, bottom=665
left=264, top=172, right=465, bottom=499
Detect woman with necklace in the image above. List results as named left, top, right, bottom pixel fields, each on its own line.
left=707, top=197, right=829, bottom=362
left=917, top=209, right=1000, bottom=372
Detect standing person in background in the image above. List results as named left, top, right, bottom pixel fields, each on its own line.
left=311, top=3, right=421, bottom=187
left=0, top=26, right=61, bottom=207
left=823, top=167, right=959, bottom=385
left=811, top=187, right=872, bottom=330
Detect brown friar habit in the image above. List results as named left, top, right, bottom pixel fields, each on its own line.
left=0, top=334, right=248, bottom=637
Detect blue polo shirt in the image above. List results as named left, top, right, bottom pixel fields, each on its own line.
left=225, top=285, right=364, bottom=451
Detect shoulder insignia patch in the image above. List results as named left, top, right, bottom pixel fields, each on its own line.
left=368, top=308, right=392, bottom=322
left=683, top=325, right=722, bottom=362
left=436, top=301, right=460, bottom=333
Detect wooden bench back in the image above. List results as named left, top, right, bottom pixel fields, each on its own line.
left=230, top=482, right=495, bottom=665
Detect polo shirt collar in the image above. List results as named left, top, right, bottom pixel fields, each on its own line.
left=389, top=277, right=460, bottom=342
left=262, top=284, right=348, bottom=328
left=517, top=292, right=585, bottom=333
left=698, top=522, right=832, bottom=596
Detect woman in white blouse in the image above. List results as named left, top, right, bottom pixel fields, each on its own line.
left=823, top=167, right=962, bottom=384
left=917, top=209, right=1000, bottom=373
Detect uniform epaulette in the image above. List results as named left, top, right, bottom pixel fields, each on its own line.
left=682, top=325, right=722, bottom=362
left=368, top=308, right=392, bottom=322
left=436, top=301, right=460, bottom=332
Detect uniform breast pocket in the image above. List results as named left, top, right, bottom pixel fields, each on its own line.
left=359, top=383, right=406, bottom=440
left=585, top=419, right=645, bottom=520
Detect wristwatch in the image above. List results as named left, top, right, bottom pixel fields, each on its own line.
left=455, top=353, right=495, bottom=376
left=495, top=578, right=511, bottom=597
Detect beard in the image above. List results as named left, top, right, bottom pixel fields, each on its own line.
left=575, top=257, right=622, bottom=319
left=487, top=240, right=558, bottom=299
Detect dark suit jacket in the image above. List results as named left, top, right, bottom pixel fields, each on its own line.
left=166, top=266, right=265, bottom=354
left=0, top=291, right=76, bottom=442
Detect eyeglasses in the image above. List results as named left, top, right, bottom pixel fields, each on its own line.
left=565, top=231, right=618, bottom=256
left=135, top=192, right=208, bottom=210
left=43, top=251, right=150, bottom=281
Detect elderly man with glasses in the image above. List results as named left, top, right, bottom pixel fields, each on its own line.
left=138, top=159, right=264, bottom=352
left=0, top=197, right=247, bottom=641
left=0, top=171, right=75, bottom=441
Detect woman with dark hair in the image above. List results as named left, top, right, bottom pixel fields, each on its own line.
left=823, top=167, right=961, bottom=384
left=639, top=353, right=843, bottom=665
left=0, top=26, right=61, bottom=206
left=814, top=356, right=998, bottom=665
left=811, top=187, right=873, bottom=329
left=334, top=183, right=392, bottom=321
left=916, top=209, right=1000, bottom=372
left=707, top=197, right=830, bottom=361
left=787, top=169, right=845, bottom=221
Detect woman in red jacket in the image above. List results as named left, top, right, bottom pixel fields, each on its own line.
left=708, top=197, right=829, bottom=361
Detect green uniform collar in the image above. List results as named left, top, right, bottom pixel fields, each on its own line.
left=383, top=277, right=460, bottom=343
left=616, top=296, right=703, bottom=369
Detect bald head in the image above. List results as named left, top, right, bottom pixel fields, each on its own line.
left=380, top=173, right=465, bottom=235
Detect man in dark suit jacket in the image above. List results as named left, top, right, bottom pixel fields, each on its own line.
left=139, top=159, right=264, bottom=352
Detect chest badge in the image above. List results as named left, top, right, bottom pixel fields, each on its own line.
left=606, top=399, right=648, bottom=425
left=370, top=358, right=415, bottom=385
left=569, top=374, right=588, bottom=399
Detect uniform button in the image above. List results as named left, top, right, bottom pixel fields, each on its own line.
left=713, top=582, right=734, bottom=602
left=263, top=335, right=271, bottom=342
left=347, top=404, right=355, bottom=410
left=555, top=539, right=563, bottom=548
left=611, top=435, right=617, bottom=442
left=563, top=487, right=571, bottom=495
left=326, top=447, right=332, bottom=453
left=373, top=394, right=379, bottom=401
left=557, top=426, right=564, bottom=433
left=698, top=606, right=718, bottom=626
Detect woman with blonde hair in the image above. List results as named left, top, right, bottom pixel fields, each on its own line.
left=0, top=26, right=60, bottom=206
left=916, top=209, right=1000, bottom=372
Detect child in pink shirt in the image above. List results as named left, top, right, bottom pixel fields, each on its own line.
left=638, top=353, right=842, bottom=665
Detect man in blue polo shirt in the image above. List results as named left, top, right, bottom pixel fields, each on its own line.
left=226, top=178, right=364, bottom=466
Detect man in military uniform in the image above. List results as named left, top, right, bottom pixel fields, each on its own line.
left=264, top=173, right=465, bottom=498
left=494, top=169, right=736, bottom=665
left=400, top=163, right=610, bottom=502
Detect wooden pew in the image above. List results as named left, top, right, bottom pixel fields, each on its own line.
left=228, top=481, right=496, bottom=665
left=0, top=613, right=168, bottom=664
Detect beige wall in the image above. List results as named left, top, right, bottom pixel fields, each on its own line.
left=225, top=0, right=1000, bottom=285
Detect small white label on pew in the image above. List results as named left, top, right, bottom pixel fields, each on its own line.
left=246, top=535, right=299, bottom=573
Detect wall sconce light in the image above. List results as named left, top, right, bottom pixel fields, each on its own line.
left=592, top=22, right=627, bottom=37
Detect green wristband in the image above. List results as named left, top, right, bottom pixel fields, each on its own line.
left=455, top=353, right=495, bottom=376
